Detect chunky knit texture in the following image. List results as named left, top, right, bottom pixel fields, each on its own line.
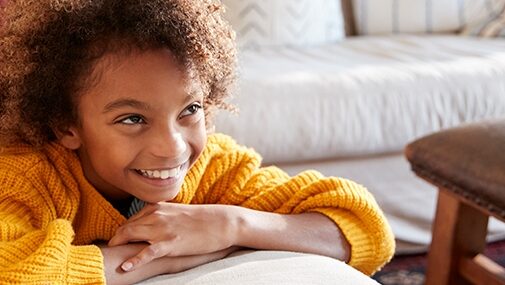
left=0, top=133, right=394, bottom=283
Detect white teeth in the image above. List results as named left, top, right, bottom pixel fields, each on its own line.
left=138, top=166, right=181, bottom=179
left=160, top=170, right=170, bottom=179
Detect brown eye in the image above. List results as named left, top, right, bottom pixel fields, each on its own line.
left=119, top=115, right=145, bottom=125
left=179, top=103, right=202, bottom=118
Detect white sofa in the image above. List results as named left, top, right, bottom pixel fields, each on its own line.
left=215, top=0, right=505, bottom=254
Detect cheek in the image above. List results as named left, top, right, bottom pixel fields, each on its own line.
left=190, top=121, right=207, bottom=159
left=81, top=128, right=136, bottom=170
left=89, top=147, right=137, bottom=184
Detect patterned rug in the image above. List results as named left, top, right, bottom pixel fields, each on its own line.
left=372, top=240, right=505, bottom=285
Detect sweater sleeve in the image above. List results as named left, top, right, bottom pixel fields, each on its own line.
left=195, top=134, right=395, bottom=275
left=0, top=172, right=105, bottom=284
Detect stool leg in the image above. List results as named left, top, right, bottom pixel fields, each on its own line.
left=425, top=189, right=489, bottom=285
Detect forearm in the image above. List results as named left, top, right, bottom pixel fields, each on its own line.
left=101, top=243, right=237, bottom=285
left=232, top=207, right=350, bottom=262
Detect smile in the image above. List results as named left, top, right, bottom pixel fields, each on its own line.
left=136, top=165, right=182, bottom=180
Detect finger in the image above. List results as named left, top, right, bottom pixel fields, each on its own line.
left=121, top=242, right=170, bottom=272
left=110, top=204, right=171, bottom=246
left=108, top=224, right=154, bottom=246
left=125, top=201, right=179, bottom=225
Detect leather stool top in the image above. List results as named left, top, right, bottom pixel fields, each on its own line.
left=405, top=119, right=505, bottom=220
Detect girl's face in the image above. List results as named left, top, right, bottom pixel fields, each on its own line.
left=60, top=48, right=206, bottom=203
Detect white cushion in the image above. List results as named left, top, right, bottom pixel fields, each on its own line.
left=139, top=250, right=379, bottom=284
left=352, top=0, right=505, bottom=35
left=221, top=0, right=345, bottom=49
left=215, top=35, right=505, bottom=164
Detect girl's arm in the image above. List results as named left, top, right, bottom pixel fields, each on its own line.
left=198, top=135, right=394, bottom=275
left=231, top=208, right=350, bottom=262
left=203, top=134, right=395, bottom=275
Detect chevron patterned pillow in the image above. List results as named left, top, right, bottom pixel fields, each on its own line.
left=222, top=0, right=345, bottom=50
left=353, top=0, right=505, bottom=35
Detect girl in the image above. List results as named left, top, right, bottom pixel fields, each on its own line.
left=0, top=0, right=394, bottom=284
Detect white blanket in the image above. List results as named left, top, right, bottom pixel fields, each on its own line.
left=216, top=35, right=505, bottom=164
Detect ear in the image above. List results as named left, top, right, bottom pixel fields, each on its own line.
left=56, top=126, right=82, bottom=150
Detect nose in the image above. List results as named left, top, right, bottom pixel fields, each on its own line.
left=148, top=127, right=187, bottom=160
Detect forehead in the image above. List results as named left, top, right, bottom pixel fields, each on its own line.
left=82, top=48, right=203, bottom=101
left=92, top=48, right=184, bottom=86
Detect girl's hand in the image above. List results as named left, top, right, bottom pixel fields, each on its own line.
left=108, top=203, right=241, bottom=271
left=100, top=243, right=240, bottom=285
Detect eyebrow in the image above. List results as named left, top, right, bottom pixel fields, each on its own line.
left=102, top=93, right=201, bottom=114
left=102, top=98, right=152, bottom=113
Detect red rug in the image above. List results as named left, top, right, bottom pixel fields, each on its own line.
left=372, top=240, right=505, bottom=285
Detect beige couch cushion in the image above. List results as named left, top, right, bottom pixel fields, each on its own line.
left=139, top=250, right=379, bottom=284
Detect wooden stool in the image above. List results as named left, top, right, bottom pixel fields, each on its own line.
left=405, top=120, right=505, bottom=285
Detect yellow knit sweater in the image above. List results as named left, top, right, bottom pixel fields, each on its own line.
left=0, top=133, right=394, bottom=284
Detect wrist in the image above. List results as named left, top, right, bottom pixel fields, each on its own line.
left=219, top=204, right=249, bottom=247
left=227, top=206, right=268, bottom=249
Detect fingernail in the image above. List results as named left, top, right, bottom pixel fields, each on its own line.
left=121, top=262, right=133, bottom=272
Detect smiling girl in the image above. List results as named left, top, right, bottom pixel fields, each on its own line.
left=0, top=0, right=394, bottom=284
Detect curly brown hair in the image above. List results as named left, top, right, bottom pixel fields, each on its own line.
left=0, top=0, right=236, bottom=147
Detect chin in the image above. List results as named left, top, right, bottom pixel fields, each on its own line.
left=140, top=189, right=181, bottom=203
